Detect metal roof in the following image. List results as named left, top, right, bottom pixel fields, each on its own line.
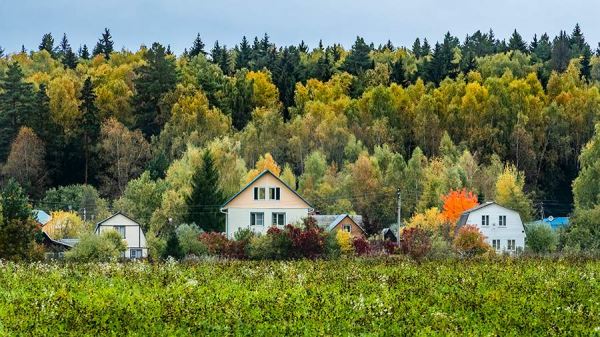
left=33, top=209, right=51, bottom=225
left=312, top=214, right=367, bottom=234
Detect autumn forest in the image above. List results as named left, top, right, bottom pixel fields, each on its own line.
left=1, top=25, right=600, bottom=240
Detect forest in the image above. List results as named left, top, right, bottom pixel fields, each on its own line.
left=1, top=24, right=600, bottom=253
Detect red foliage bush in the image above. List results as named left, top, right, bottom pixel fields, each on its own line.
left=286, top=224, right=326, bottom=259
left=453, top=225, right=490, bottom=257
left=400, top=227, right=432, bottom=261
left=198, top=232, right=229, bottom=255
left=383, top=240, right=398, bottom=255
left=352, top=237, right=371, bottom=256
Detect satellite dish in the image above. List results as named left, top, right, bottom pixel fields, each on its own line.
left=548, top=216, right=554, bottom=222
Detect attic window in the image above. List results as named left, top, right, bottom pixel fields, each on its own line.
left=342, top=224, right=352, bottom=233
left=269, top=187, right=281, bottom=200
left=253, top=187, right=266, bottom=200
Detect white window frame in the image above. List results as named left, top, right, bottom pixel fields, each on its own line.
left=492, top=239, right=500, bottom=250
left=499, top=215, right=507, bottom=227
left=507, top=239, right=516, bottom=251
left=272, top=212, right=286, bottom=226
left=250, top=212, right=265, bottom=226
left=114, top=226, right=126, bottom=238
left=481, top=215, right=490, bottom=226
left=130, top=248, right=143, bottom=259
left=342, top=224, right=352, bottom=233
left=269, top=187, right=281, bottom=200
left=253, top=187, right=266, bottom=200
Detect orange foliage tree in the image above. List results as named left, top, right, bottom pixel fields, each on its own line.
left=245, top=153, right=281, bottom=183
left=441, top=189, right=479, bottom=224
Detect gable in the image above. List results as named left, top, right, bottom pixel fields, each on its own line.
left=96, top=213, right=143, bottom=231
left=331, top=216, right=366, bottom=235
left=224, top=171, right=311, bottom=209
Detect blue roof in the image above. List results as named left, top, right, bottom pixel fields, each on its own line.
left=529, top=216, right=569, bottom=231
left=33, top=210, right=51, bottom=225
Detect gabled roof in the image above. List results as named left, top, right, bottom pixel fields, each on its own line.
left=94, top=211, right=143, bottom=233
left=33, top=209, right=51, bottom=225
left=456, top=201, right=520, bottom=229
left=313, top=214, right=367, bottom=234
left=221, top=169, right=313, bottom=208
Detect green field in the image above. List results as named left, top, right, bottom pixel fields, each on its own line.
left=0, top=258, right=598, bottom=336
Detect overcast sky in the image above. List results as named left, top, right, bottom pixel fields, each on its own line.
left=0, top=0, right=596, bottom=54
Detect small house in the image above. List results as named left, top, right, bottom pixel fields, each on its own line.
left=313, top=214, right=367, bottom=239
left=220, top=170, right=314, bottom=239
left=94, top=212, right=148, bottom=259
left=456, top=202, right=526, bottom=253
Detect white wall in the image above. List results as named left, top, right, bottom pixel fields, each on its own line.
left=226, top=208, right=310, bottom=238
left=465, top=204, right=526, bottom=253
left=96, top=214, right=148, bottom=258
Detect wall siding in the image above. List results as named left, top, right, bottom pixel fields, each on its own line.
left=464, top=205, right=526, bottom=253
left=96, top=214, right=148, bottom=258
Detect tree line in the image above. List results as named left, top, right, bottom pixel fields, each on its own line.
left=1, top=25, right=600, bottom=251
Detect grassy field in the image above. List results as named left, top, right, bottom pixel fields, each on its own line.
left=0, top=258, right=598, bottom=336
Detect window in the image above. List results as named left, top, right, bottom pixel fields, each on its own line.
left=492, top=239, right=501, bottom=250
left=269, top=187, right=281, bottom=200
left=499, top=215, right=507, bottom=227
left=114, top=226, right=125, bottom=238
left=507, top=239, right=516, bottom=251
left=253, top=187, right=266, bottom=200
left=481, top=215, right=490, bottom=226
left=272, top=212, right=286, bottom=226
left=250, top=212, right=264, bottom=226
left=130, top=249, right=143, bottom=259
left=342, top=224, right=352, bottom=233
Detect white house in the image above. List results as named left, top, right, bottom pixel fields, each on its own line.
left=94, top=212, right=148, bottom=259
left=456, top=202, right=526, bottom=253
left=220, top=170, right=314, bottom=239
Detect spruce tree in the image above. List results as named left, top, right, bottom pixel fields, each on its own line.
left=185, top=150, right=225, bottom=232
left=228, top=70, right=254, bottom=130
left=390, top=58, right=406, bottom=85
left=0, top=180, right=36, bottom=261
left=508, top=29, right=528, bottom=53
left=236, top=36, right=252, bottom=69
left=581, top=46, right=592, bottom=81
left=78, top=77, right=101, bottom=184
left=38, top=33, right=55, bottom=57
left=133, top=42, right=177, bottom=137
left=551, top=30, right=571, bottom=72
left=0, top=45, right=4, bottom=58
left=162, top=231, right=184, bottom=260
left=189, top=33, right=206, bottom=57
left=570, top=23, right=587, bottom=57
left=93, top=28, right=114, bottom=59
left=412, top=38, right=422, bottom=57
left=79, top=44, right=90, bottom=60
left=342, top=36, right=373, bottom=75
left=421, top=38, right=431, bottom=55
left=59, top=34, right=78, bottom=69
left=533, top=33, right=552, bottom=61
left=0, top=63, right=34, bottom=162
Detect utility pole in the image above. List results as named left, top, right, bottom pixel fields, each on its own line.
left=397, top=189, right=402, bottom=242
left=540, top=202, right=544, bottom=220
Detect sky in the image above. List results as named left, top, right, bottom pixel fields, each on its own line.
left=0, top=0, right=596, bottom=54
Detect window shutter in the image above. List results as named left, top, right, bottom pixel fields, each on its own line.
left=254, top=187, right=258, bottom=200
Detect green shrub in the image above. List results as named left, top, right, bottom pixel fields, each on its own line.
left=176, top=223, right=207, bottom=256
left=65, top=230, right=127, bottom=262
left=525, top=223, right=558, bottom=253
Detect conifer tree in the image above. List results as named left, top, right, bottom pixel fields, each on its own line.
left=570, top=23, right=587, bottom=57
left=236, top=36, right=252, bottom=69
left=0, top=63, right=34, bottom=162
left=508, top=29, right=528, bottom=53
left=0, top=180, right=36, bottom=261
left=78, top=77, right=101, bottom=184
left=342, top=36, right=373, bottom=75
left=38, top=33, right=55, bottom=57
left=189, top=33, right=206, bottom=57
left=551, top=30, right=571, bottom=72
left=93, top=28, right=114, bottom=59
left=79, top=44, right=90, bottom=60
left=163, top=231, right=184, bottom=260
left=185, top=150, right=225, bottom=232
left=132, top=42, right=177, bottom=137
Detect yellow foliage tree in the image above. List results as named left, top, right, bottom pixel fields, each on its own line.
left=495, top=165, right=533, bottom=221
left=246, top=71, right=280, bottom=108
left=43, top=211, right=86, bottom=240
left=245, top=153, right=281, bottom=183
left=336, top=230, right=353, bottom=255
left=405, top=207, right=445, bottom=232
